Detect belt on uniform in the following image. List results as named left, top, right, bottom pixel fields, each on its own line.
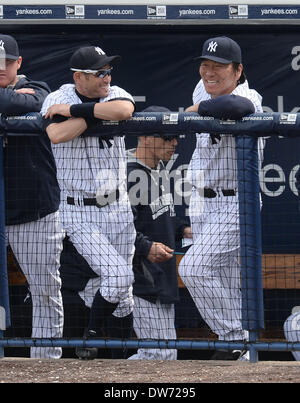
left=67, top=189, right=120, bottom=208
left=202, top=188, right=236, bottom=198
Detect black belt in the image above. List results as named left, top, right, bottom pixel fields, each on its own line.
left=67, top=189, right=120, bottom=208
left=203, top=188, right=236, bottom=198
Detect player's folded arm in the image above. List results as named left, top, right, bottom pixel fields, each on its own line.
left=43, top=114, right=87, bottom=144
left=0, top=82, right=49, bottom=115
left=198, top=94, right=255, bottom=120
left=70, top=98, right=135, bottom=122
left=94, top=98, right=135, bottom=121
left=43, top=114, right=68, bottom=128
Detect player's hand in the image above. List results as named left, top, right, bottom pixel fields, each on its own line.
left=45, top=104, right=71, bottom=119
left=15, top=88, right=35, bottom=95
left=147, top=242, right=174, bottom=263
left=185, top=104, right=199, bottom=113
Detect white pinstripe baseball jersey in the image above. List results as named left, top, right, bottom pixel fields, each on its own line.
left=41, top=83, right=136, bottom=318
left=41, top=84, right=134, bottom=202
left=179, top=79, right=264, bottom=344
left=187, top=79, right=264, bottom=190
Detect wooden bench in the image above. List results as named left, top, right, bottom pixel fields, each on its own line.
left=176, top=253, right=300, bottom=289
left=7, top=248, right=300, bottom=290
left=7, top=247, right=26, bottom=286
left=262, top=254, right=300, bottom=289
left=7, top=249, right=299, bottom=342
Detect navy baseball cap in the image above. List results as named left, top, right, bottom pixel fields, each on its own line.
left=0, top=34, right=19, bottom=60
left=142, top=106, right=179, bottom=140
left=70, top=46, right=121, bottom=72
left=195, top=36, right=242, bottom=64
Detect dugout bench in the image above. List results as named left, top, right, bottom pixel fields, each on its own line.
left=175, top=253, right=300, bottom=289
left=5, top=248, right=300, bottom=342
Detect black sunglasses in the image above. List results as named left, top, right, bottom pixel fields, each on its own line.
left=93, top=67, right=113, bottom=78
left=71, top=67, right=113, bottom=78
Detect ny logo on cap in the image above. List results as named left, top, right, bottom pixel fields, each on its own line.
left=207, top=41, right=218, bottom=53
left=0, top=40, right=4, bottom=51
left=95, top=47, right=105, bottom=55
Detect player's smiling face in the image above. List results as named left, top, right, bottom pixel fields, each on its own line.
left=76, top=64, right=112, bottom=99
left=200, top=59, right=242, bottom=98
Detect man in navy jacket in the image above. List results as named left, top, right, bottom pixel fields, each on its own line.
left=0, top=34, right=64, bottom=358
left=127, top=106, right=191, bottom=360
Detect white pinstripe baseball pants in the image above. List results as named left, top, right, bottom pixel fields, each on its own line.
left=62, top=192, right=135, bottom=318
left=179, top=188, right=247, bottom=341
left=284, top=311, right=300, bottom=361
left=6, top=211, right=65, bottom=359
left=128, top=296, right=177, bottom=360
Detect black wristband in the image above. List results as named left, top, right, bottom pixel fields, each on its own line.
left=70, top=102, right=96, bottom=119
left=85, top=117, right=102, bottom=127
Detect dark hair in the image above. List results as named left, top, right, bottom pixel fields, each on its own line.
left=232, top=62, right=246, bottom=85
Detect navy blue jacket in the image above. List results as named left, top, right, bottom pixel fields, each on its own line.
left=127, top=150, right=188, bottom=304
left=1, top=76, right=60, bottom=225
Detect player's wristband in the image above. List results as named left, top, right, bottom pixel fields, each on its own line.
left=70, top=102, right=96, bottom=119
left=85, top=117, right=102, bottom=127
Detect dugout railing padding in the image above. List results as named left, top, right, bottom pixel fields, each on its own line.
left=0, top=111, right=299, bottom=363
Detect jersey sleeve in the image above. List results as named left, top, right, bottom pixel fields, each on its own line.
left=104, top=86, right=135, bottom=109
left=40, top=89, right=72, bottom=131
left=233, top=82, right=263, bottom=113
left=192, top=80, right=210, bottom=104
left=40, top=85, right=76, bottom=117
left=40, top=91, right=58, bottom=117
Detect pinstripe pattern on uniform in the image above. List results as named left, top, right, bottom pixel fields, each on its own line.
left=179, top=79, right=263, bottom=342
left=284, top=312, right=300, bottom=361
left=6, top=211, right=65, bottom=358
left=41, top=84, right=136, bottom=319
left=41, top=85, right=132, bottom=199
left=64, top=191, right=135, bottom=317
left=128, top=296, right=177, bottom=360
left=187, top=80, right=264, bottom=190
left=180, top=187, right=245, bottom=340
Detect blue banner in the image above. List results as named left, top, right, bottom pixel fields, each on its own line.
left=0, top=4, right=300, bottom=21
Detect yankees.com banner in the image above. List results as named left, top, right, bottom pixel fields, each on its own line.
left=6, top=24, right=300, bottom=253
left=1, top=4, right=300, bottom=21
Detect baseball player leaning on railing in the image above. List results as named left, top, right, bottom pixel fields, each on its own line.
left=0, top=34, right=65, bottom=359
left=41, top=45, right=136, bottom=359
left=179, top=36, right=265, bottom=361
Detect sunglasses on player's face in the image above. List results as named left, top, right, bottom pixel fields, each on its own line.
left=92, top=67, right=113, bottom=78
left=71, top=67, right=113, bottom=78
